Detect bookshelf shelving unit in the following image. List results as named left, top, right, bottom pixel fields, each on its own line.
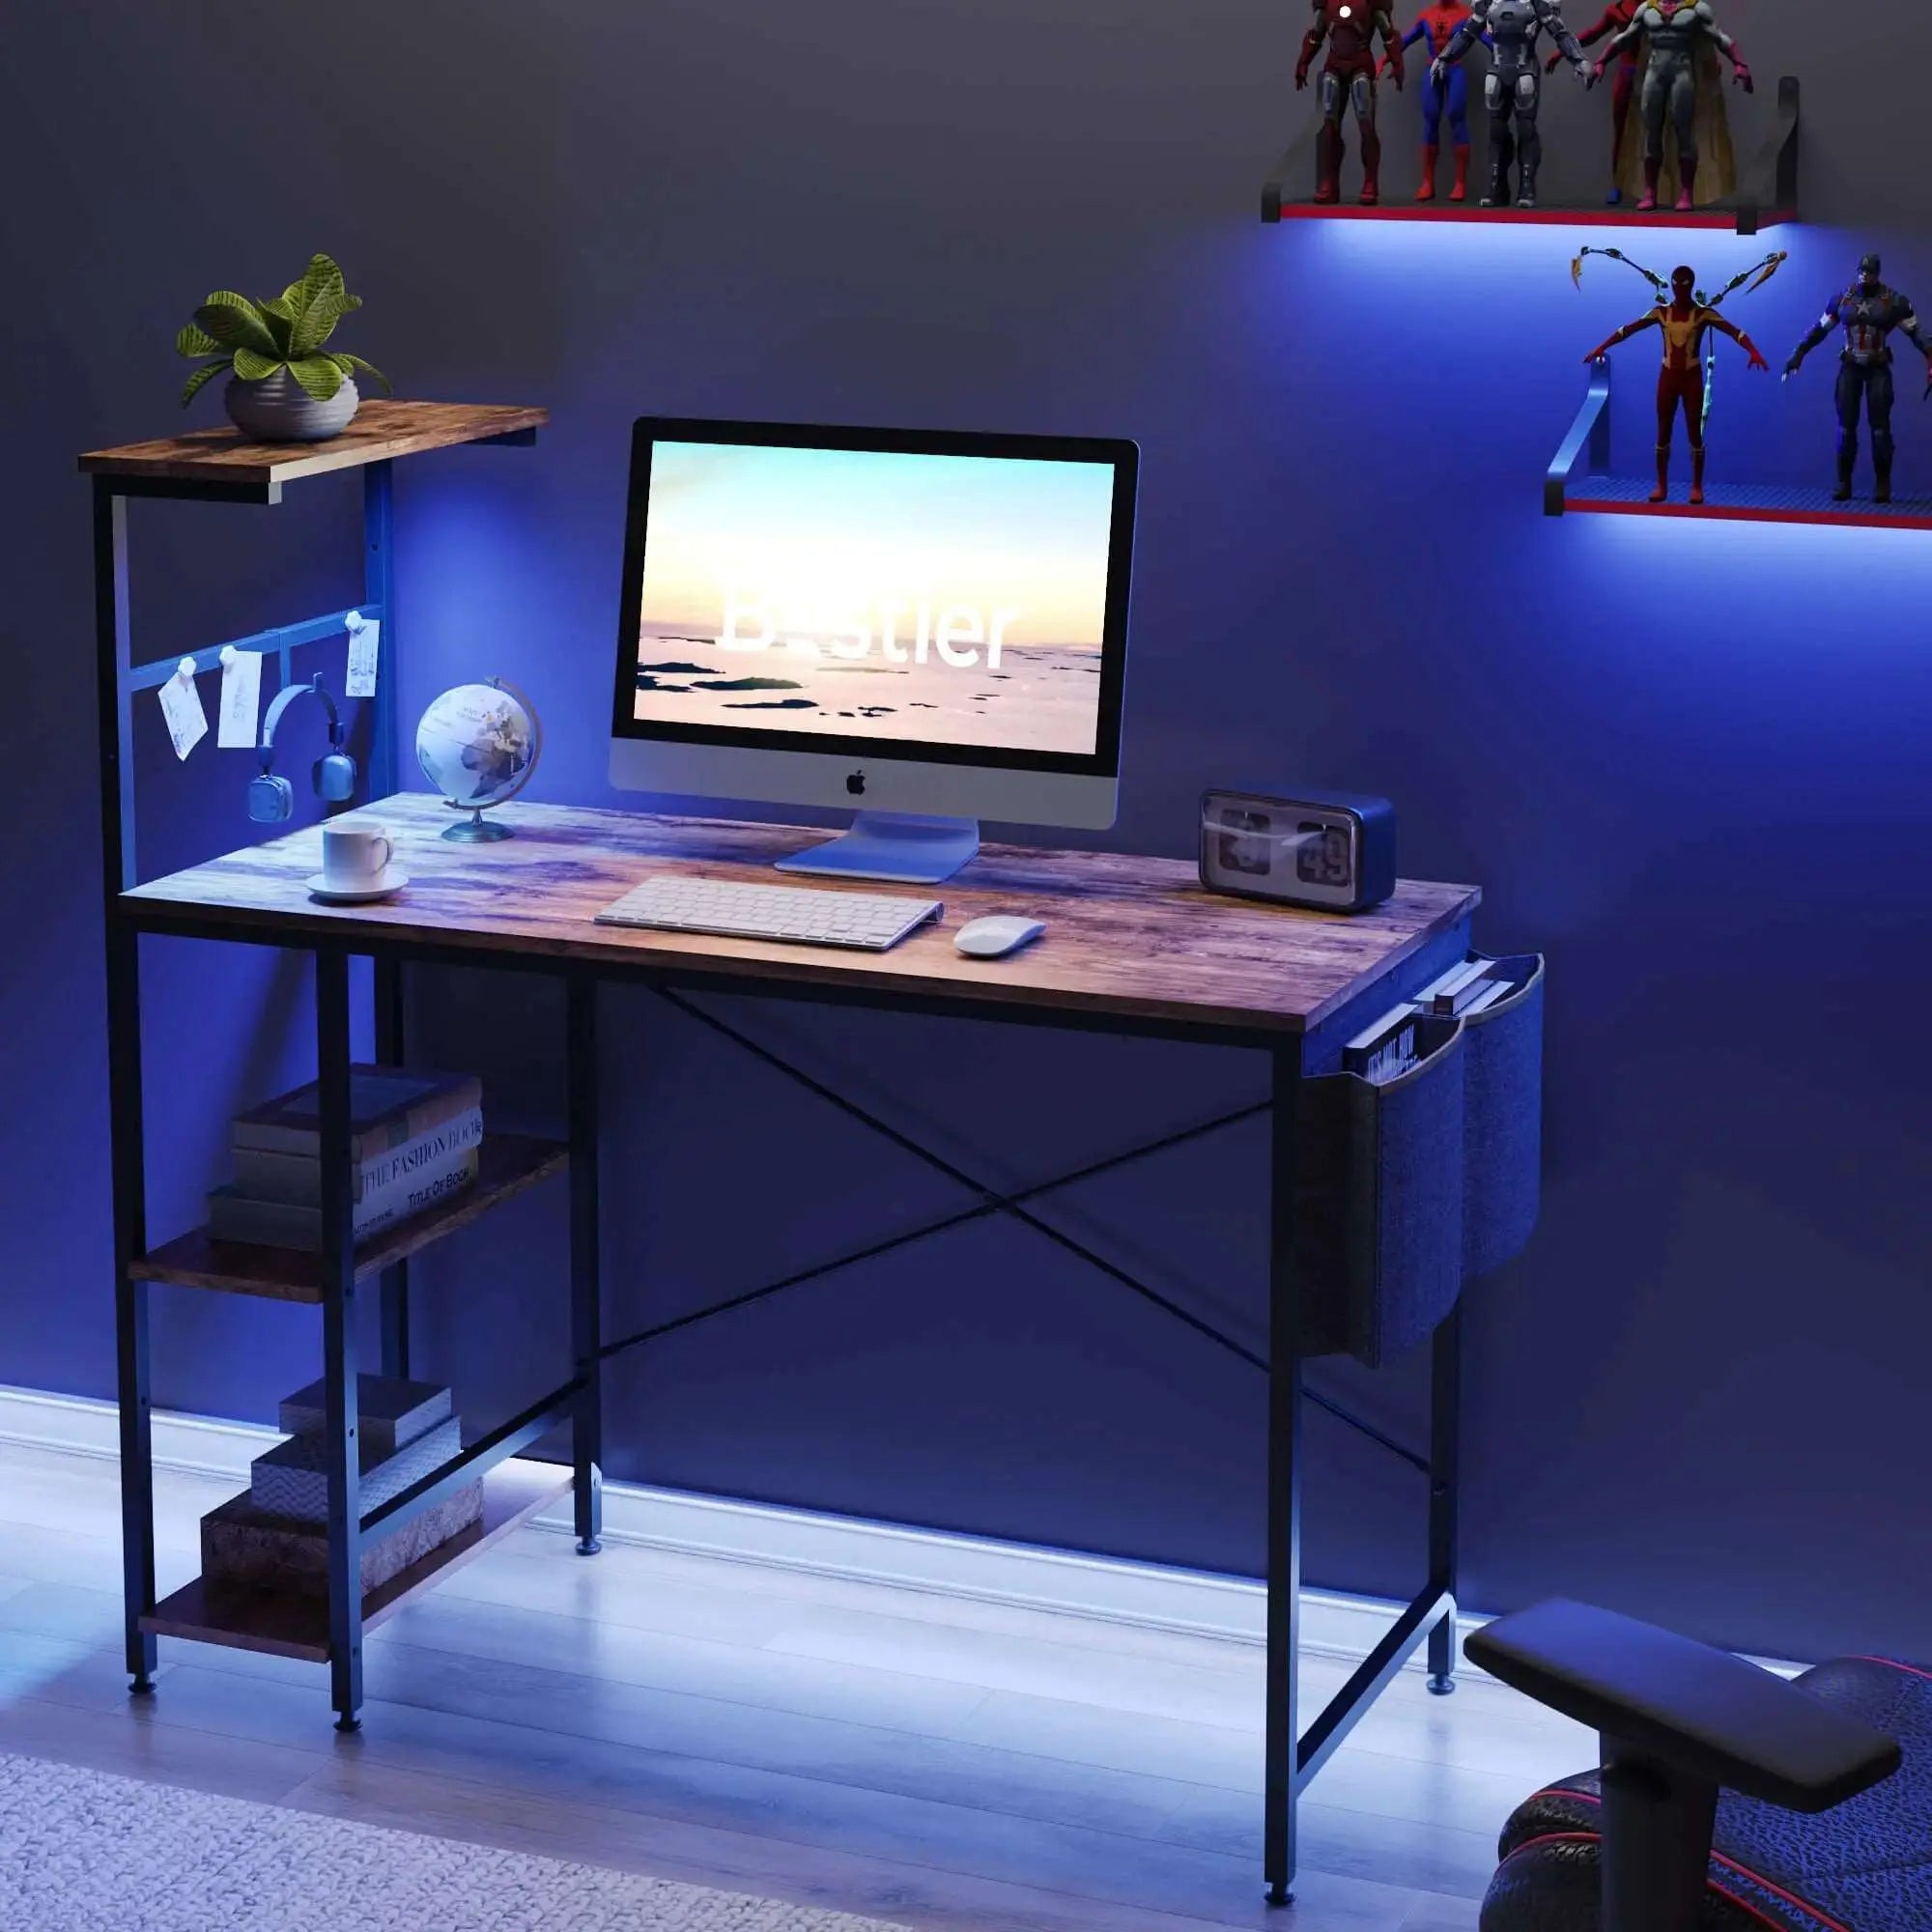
left=82, top=400, right=598, bottom=1728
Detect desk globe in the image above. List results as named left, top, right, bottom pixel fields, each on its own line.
left=415, top=679, right=542, bottom=841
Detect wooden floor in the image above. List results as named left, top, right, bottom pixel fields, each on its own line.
left=0, top=1443, right=1597, bottom=1930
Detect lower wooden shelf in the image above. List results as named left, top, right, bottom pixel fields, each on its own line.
left=130, top=1133, right=567, bottom=1302
left=141, top=1461, right=571, bottom=1662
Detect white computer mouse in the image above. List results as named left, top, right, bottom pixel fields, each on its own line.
left=954, top=915, right=1046, bottom=959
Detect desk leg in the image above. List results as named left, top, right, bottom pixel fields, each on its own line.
left=1264, top=1040, right=1304, bottom=1906
left=1426, top=1302, right=1463, bottom=1694
left=374, top=954, right=410, bottom=1379
left=317, top=950, right=363, bottom=1732
left=107, top=923, right=156, bottom=1694
left=568, top=977, right=603, bottom=1555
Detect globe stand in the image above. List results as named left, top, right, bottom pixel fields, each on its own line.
left=419, top=675, right=543, bottom=847
left=442, top=806, right=515, bottom=843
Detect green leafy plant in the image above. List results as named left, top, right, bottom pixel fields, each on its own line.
left=175, top=253, right=389, bottom=408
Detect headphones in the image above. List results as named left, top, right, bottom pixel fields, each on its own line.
left=248, top=675, right=357, bottom=822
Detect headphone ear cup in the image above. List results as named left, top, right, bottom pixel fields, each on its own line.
left=248, top=773, right=296, bottom=823
left=315, top=751, right=357, bottom=804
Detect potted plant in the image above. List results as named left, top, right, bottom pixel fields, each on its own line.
left=176, top=253, right=389, bottom=442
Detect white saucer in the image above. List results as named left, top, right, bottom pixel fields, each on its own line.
left=306, top=867, right=410, bottom=905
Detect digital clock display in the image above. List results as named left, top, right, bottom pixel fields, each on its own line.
left=1216, top=807, right=1274, bottom=876
left=1199, top=788, right=1393, bottom=914
left=1295, top=821, right=1354, bottom=888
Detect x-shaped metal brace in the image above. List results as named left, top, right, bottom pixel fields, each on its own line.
left=597, top=987, right=1430, bottom=1478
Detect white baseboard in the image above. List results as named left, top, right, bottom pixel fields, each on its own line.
left=0, top=1379, right=1476, bottom=1669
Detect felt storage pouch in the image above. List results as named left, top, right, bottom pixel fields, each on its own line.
left=1293, top=1014, right=1466, bottom=1369
left=1459, top=952, right=1545, bottom=1279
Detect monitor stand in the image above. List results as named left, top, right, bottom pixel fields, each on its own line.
left=774, top=812, right=980, bottom=885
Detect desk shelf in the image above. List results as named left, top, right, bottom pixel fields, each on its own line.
left=130, top=1133, right=567, bottom=1303
left=79, top=399, right=546, bottom=503
left=140, top=1462, right=571, bottom=1662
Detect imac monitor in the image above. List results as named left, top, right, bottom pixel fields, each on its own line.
left=610, top=416, right=1138, bottom=882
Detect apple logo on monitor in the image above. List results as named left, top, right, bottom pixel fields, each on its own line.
left=846, top=771, right=866, bottom=796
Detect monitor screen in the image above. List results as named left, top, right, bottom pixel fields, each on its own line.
left=611, top=421, right=1135, bottom=776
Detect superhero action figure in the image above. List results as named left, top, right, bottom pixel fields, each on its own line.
left=1297, top=0, right=1406, bottom=205
left=1592, top=1, right=1752, bottom=212
left=1547, top=0, right=1638, bottom=202
left=1432, top=0, right=1589, bottom=211
left=1577, top=246, right=1780, bottom=504
left=1785, top=254, right=1932, bottom=504
left=1380, top=3, right=1489, bottom=201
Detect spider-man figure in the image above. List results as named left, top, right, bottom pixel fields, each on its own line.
left=1548, top=0, right=1638, bottom=202
left=1297, top=0, right=1406, bottom=205
left=1381, top=2, right=1489, bottom=200
left=1785, top=254, right=1932, bottom=503
left=1584, top=262, right=1768, bottom=504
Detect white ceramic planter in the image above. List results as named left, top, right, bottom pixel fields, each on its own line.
left=224, top=370, right=360, bottom=442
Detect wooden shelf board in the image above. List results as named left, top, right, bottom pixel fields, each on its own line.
left=131, top=1132, right=566, bottom=1301
left=1561, top=475, right=1932, bottom=530
left=140, top=1462, right=571, bottom=1662
left=1272, top=201, right=1791, bottom=232
left=78, top=400, right=547, bottom=489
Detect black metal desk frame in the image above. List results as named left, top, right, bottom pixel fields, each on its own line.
left=95, top=448, right=1463, bottom=1908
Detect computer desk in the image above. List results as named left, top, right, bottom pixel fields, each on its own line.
left=111, top=789, right=1482, bottom=1907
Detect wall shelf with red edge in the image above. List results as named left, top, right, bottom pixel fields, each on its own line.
left=1545, top=356, right=1929, bottom=527
left=1262, top=74, right=1798, bottom=237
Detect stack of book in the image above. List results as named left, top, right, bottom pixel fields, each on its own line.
left=208, top=1065, right=482, bottom=1252
left=202, top=1375, right=482, bottom=1598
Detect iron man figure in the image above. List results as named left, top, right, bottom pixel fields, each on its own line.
left=1297, top=0, right=1406, bottom=206
left=1585, top=264, right=1767, bottom=505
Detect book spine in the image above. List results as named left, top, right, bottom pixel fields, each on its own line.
left=210, top=1147, right=480, bottom=1251
left=233, top=1111, right=483, bottom=1206
left=233, top=1074, right=484, bottom=1161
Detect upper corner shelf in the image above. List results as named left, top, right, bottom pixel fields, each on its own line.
left=1262, top=75, right=1799, bottom=239
left=1265, top=199, right=1792, bottom=235
left=78, top=400, right=548, bottom=500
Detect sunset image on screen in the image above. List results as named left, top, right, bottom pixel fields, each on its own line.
left=632, top=441, right=1115, bottom=754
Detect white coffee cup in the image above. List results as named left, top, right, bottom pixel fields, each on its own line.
left=321, top=821, right=395, bottom=892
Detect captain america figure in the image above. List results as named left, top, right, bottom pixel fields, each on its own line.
left=1785, top=254, right=1932, bottom=504
left=1432, top=0, right=1589, bottom=210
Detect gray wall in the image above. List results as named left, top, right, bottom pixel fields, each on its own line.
left=5, top=1, right=1931, bottom=1662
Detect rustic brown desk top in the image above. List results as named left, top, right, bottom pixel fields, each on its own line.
left=121, top=795, right=1479, bottom=1037
left=78, top=401, right=548, bottom=489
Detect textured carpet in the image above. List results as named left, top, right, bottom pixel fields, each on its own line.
left=0, top=1752, right=917, bottom=1932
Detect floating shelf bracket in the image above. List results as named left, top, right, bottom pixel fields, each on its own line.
left=1546, top=356, right=1614, bottom=516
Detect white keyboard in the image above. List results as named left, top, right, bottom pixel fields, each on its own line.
left=593, top=875, right=943, bottom=951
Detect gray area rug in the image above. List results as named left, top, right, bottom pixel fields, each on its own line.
left=0, top=1752, right=916, bottom=1932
